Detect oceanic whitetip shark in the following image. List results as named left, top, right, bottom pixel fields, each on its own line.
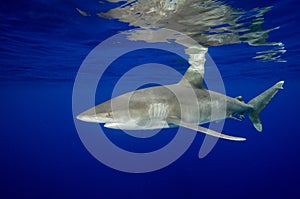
left=77, top=60, right=284, bottom=141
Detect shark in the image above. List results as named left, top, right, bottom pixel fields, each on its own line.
left=76, top=58, right=284, bottom=141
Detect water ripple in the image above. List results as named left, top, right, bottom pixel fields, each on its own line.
left=99, top=0, right=286, bottom=62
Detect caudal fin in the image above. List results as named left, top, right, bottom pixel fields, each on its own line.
left=247, top=81, right=284, bottom=132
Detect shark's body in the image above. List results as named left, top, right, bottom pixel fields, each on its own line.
left=78, top=84, right=250, bottom=128
left=77, top=57, right=284, bottom=141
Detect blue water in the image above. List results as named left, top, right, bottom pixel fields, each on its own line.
left=1, top=0, right=300, bottom=198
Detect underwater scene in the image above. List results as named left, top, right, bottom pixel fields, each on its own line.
left=1, top=0, right=300, bottom=198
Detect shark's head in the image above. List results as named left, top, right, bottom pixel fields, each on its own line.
left=76, top=98, right=117, bottom=123
left=76, top=107, right=114, bottom=123
left=76, top=93, right=133, bottom=124
left=76, top=90, right=170, bottom=130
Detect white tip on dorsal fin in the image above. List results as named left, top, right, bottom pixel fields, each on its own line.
left=179, top=46, right=207, bottom=89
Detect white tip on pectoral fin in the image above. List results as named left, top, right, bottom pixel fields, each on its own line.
left=167, top=117, right=246, bottom=141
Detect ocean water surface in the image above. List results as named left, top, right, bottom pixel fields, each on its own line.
left=1, top=0, right=300, bottom=198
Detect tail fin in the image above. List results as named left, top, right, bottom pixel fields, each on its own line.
left=247, top=81, right=284, bottom=132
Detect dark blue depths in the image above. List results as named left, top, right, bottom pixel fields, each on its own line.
left=1, top=0, right=300, bottom=198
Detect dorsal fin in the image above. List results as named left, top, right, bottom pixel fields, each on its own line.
left=179, top=46, right=207, bottom=89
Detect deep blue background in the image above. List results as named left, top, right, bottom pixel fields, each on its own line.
left=1, top=0, right=300, bottom=198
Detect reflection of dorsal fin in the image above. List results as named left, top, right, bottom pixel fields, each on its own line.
left=179, top=46, right=207, bottom=89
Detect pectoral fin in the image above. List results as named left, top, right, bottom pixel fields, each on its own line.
left=167, top=117, right=246, bottom=141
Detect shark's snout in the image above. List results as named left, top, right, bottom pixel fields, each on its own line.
left=76, top=113, right=99, bottom=123
left=76, top=109, right=114, bottom=123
